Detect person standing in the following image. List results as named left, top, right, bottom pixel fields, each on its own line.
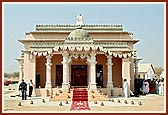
left=155, top=79, right=159, bottom=94
left=159, top=79, right=164, bottom=95
left=142, top=80, right=149, bottom=95
left=96, top=72, right=101, bottom=86
left=150, top=80, right=155, bottom=93
left=19, top=79, right=27, bottom=100
left=28, top=79, right=34, bottom=97
left=123, top=79, right=128, bottom=98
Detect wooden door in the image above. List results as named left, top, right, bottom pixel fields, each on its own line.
left=56, top=65, right=63, bottom=86
left=71, top=65, right=87, bottom=86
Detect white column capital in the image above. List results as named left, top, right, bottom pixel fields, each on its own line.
left=46, top=55, right=52, bottom=65
left=67, top=57, right=72, bottom=64
left=61, top=61, right=67, bottom=65
left=87, top=56, right=97, bottom=64
left=46, top=54, right=52, bottom=59
left=87, top=56, right=91, bottom=63
left=107, top=55, right=112, bottom=59
left=61, top=56, right=71, bottom=64
left=16, top=58, right=24, bottom=65
left=19, top=66, right=24, bottom=69
left=62, top=51, right=69, bottom=57
left=90, top=51, right=96, bottom=56
left=19, top=60, right=24, bottom=65
left=106, top=55, right=113, bottom=66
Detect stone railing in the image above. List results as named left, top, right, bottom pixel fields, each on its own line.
left=35, top=24, right=123, bottom=32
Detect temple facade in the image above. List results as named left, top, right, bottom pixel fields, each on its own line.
left=16, top=16, right=139, bottom=96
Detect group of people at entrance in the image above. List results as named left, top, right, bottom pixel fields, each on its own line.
left=122, top=78, right=164, bottom=98
left=140, top=79, right=164, bottom=95
left=19, top=79, right=34, bottom=100
left=123, top=79, right=164, bottom=98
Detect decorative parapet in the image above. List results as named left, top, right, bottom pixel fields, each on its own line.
left=36, top=24, right=123, bottom=28
left=30, top=41, right=127, bottom=48
left=30, top=42, right=64, bottom=48
left=94, top=42, right=127, bottom=48
left=35, top=24, right=123, bottom=32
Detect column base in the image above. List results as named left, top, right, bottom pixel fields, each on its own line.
left=106, top=82, right=113, bottom=88
left=45, top=82, right=52, bottom=97
left=32, top=88, right=36, bottom=97
left=62, top=83, right=69, bottom=91
left=89, top=83, right=97, bottom=90
left=45, top=82, right=52, bottom=88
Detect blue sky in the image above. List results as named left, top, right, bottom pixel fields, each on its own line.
left=3, top=3, right=165, bottom=73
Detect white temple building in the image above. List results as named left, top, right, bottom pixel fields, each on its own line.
left=16, top=15, right=139, bottom=96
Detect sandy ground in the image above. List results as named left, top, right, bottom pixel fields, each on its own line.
left=3, top=85, right=166, bottom=113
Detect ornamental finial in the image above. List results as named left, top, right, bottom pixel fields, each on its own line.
left=76, top=14, right=84, bottom=25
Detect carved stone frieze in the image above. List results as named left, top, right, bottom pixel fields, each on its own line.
left=30, top=42, right=63, bottom=48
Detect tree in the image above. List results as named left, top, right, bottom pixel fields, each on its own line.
left=4, top=72, right=12, bottom=78
left=13, top=72, right=19, bottom=77
left=154, top=67, right=164, bottom=78
left=4, top=72, right=19, bottom=78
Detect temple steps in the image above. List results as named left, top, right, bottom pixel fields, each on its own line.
left=49, top=89, right=109, bottom=102
left=88, top=90, right=109, bottom=101
left=49, top=89, right=73, bottom=101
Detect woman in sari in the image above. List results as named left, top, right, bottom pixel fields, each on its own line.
left=142, top=80, right=149, bottom=94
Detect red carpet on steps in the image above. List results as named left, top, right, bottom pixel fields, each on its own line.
left=70, top=88, right=90, bottom=110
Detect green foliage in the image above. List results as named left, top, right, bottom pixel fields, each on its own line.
left=4, top=72, right=19, bottom=78
left=13, top=72, right=19, bottom=77
left=4, top=72, right=12, bottom=78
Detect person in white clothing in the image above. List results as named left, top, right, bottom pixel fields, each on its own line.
left=28, top=79, right=34, bottom=97
left=159, top=79, right=164, bottom=96
left=123, top=79, right=128, bottom=98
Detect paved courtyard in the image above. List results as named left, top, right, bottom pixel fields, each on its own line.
left=3, top=85, right=165, bottom=113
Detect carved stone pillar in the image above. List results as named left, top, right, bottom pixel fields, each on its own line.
left=106, top=55, right=113, bottom=88
left=45, top=55, right=52, bottom=89
left=67, top=57, right=72, bottom=84
left=62, top=51, right=69, bottom=90
left=16, top=58, right=24, bottom=85
left=89, top=51, right=97, bottom=90
left=134, top=58, right=142, bottom=79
